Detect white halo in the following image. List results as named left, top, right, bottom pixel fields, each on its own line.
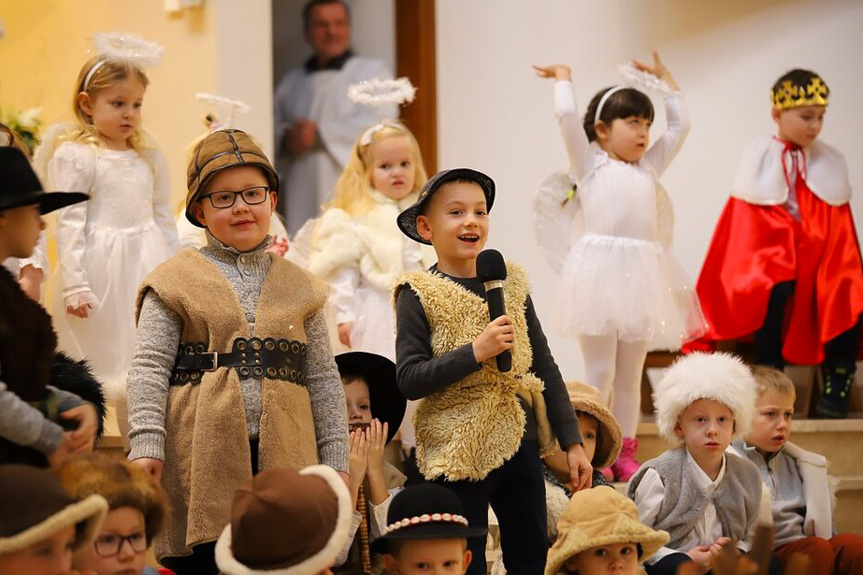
left=348, top=77, right=417, bottom=108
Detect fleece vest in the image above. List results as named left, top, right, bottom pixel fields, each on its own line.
left=395, top=264, right=555, bottom=481
left=627, top=447, right=762, bottom=550
left=135, top=248, right=327, bottom=559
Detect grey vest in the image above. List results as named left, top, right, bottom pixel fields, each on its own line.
left=627, top=447, right=762, bottom=550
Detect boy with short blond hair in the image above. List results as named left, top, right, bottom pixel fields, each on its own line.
left=732, top=366, right=863, bottom=575
left=627, top=352, right=776, bottom=575
left=393, top=168, right=592, bottom=574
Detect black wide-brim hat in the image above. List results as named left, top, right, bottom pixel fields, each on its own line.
left=371, top=484, right=487, bottom=554
left=335, top=351, right=405, bottom=444
left=396, top=167, right=496, bottom=245
left=0, top=148, right=88, bottom=214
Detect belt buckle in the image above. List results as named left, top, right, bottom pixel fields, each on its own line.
left=200, top=351, right=219, bottom=372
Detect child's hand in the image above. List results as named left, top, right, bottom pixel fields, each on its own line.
left=47, top=433, right=76, bottom=469
left=18, top=264, right=43, bottom=301
left=65, top=292, right=97, bottom=319
left=686, top=545, right=718, bottom=574
left=632, top=50, right=680, bottom=91
left=366, top=419, right=391, bottom=505
left=338, top=322, right=354, bottom=348
left=132, top=457, right=164, bottom=484
left=348, top=429, right=369, bottom=506
left=267, top=235, right=289, bottom=257
left=472, top=315, right=514, bottom=364
left=566, top=443, right=593, bottom=491
left=60, top=404, right=98, bottom=453
left=533, top=64, right=572, bottom=82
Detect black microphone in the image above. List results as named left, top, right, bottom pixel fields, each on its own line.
left=477, top=249, right=511, bottom=372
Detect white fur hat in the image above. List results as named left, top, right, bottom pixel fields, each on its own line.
left=654, top=352, right=756, bottom=444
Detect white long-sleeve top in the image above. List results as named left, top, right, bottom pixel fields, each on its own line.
left=554, top=80, right=690, bottom=242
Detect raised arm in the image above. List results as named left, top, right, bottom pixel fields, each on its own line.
left=534, top=64, right=592, bottom=181
left=637, top=52, right=690, bottom=177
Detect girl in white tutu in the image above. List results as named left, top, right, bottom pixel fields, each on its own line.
left=39, top=34, right=179, bottom=436
left=534, top=52, right=704, bottom=481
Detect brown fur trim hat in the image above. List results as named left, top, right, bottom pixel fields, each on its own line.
left=0, top=464, right=107, bottom=555
left=57, top=453, right=168, bottom=544
left=215, top=465, right=352, bottom=575
left=565, top=381, right=622, bottom=470
left=545, top=487, right=669, bottom=575
left=185, top=128, right=279, bottom=228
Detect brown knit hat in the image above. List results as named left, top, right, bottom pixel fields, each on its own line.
left=545, top=488, right=669, bottom=575
left=185, top=128, right=279, bottom=227
left=57, top=453, right=169, bottom=545
left=565, top=381, right=622, bottom=470
left=0, top=464, right=107, bottom=555
left=215, top=465, right=352, bottom=575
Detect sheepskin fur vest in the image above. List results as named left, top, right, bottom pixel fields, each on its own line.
left=136, top=248, right=327, bottom=558
left=0, top=267, right=57, bottom=465
left=627, top=447, right=762, bottom=549
left=395, top=264, right=556, bottom=481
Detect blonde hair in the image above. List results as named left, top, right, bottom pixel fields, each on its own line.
left=329, top=123, right=428, bottom=216
left=750, top=365, right=796, bottom=400
left=69, top=56, right=152, bottom=153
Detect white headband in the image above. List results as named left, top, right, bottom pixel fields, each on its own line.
left=593, top=85, right=627, bottom=125
left=83, top=60, right=107, bottom=90
left=359, top=120, right=406, bottom=146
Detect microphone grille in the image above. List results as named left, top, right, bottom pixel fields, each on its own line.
left=477, top=249, right=507, bottom=282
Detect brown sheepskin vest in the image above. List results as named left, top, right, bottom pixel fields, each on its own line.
left=395, top=264, right=556, bottom=482
left=0, top=267, right=57, bottom=466
left=135, top=248, right=327, bottom=559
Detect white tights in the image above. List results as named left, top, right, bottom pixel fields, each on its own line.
left=577, top=334, right=648, bottom=438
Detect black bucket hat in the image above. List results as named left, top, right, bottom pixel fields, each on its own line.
left=335, top=351, right=405, bottom=444
left=371, top=484, right=487, bottom=554
left=396, top=167, right=495, bottom=245
left=0, top=148, right=88, bottom=214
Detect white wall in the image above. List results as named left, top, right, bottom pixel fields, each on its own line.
left=436, top=0, right=863, bottom=382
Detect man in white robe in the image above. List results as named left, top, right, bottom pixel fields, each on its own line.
left=274, top=0, right=397, bottom=233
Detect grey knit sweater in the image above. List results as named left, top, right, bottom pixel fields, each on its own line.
left=126, top=233, right=348, bottom=472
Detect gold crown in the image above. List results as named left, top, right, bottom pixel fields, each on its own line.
left=771, top=77, right=829, bottom=110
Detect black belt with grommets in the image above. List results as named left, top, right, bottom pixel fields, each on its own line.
left=169, top=337, right=307, bottom=385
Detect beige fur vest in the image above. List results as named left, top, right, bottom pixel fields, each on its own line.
left=135, top=248, right=327, bottom=559
left=395, top=264, right=556, bottom=481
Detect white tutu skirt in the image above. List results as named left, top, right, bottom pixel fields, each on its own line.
left=54, top=221, right=175, bottom=401
left=349, top=284, right=395, bottom=360
left=554, top=234, right=706, bottom=350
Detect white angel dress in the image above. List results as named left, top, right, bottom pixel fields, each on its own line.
left=48, top=139, right=179, bottom=402
left=535, top=81, right=704, bottom=350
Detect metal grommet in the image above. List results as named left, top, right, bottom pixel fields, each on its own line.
left=278, top=340, right=289, bottom=352
left=290, top=342, right=300, bottom=354
left=289, top=370, right=297, bottom=382
left=278, top=367, right=288, bottom=378
left=239, top=366, right=251, bottom=378
left=266, top=367, right=276, bottom=378
left=195, top=343, right=205, bottom=353
left=251, top=339, right=262, bottom=351
left=265, top=339, right=275, bottom=351
left=298, top=372, right=306, bottom=383
left=252, top=366, right=264, bottom=378
left=180, top=373, right=189, bottom=382
left=237, top=339, right=247, bottom=351
left=185, top=345, right=195, bottom=355
left=300, top=343, right=307, bottom=354
left=191, top=372, right=200, bottom=381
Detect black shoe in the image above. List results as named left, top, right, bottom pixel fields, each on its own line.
left=815, top=365, right=855, bottom=419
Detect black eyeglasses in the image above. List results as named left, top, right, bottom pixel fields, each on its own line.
left=199, top=186, right=270, bottom=209
left=94, top=531, right=148, bottom=557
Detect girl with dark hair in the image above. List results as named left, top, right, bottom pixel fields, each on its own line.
left=534, top=53, right=704, bottom=481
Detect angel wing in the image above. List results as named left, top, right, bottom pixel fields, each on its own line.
left=533, top=171, right=580, bottom=275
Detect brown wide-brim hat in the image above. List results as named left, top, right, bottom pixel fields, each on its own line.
left=215, top=465, right=352, bottom=575
left=0, top=464, right=108, bottom=555
left=545, top=488, right=669, bottom=575
left=185, top=128, right=279, bottom=228
left=396, top=167, right=495, bottom=245
left=565, top=381, right=623, bottom=470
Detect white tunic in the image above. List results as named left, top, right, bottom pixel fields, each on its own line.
left=51, top=142, right=179, bottom=400
left=273, top=55, right=397, bottom=233
left=551, top=80, right=703, bottom=348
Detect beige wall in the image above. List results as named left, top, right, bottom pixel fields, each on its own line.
left=0, top=0, right=218, bottom=211
left=436, top=0, right=863, bottom=382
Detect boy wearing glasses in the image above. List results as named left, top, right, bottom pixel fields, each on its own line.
left=127, top=129, right=349, bottom=575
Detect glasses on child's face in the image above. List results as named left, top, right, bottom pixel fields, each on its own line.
left=94, top=531, right=148, bottom=557
left=200, top=186, right=270, bottom=209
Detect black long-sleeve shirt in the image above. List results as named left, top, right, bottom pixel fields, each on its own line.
left=394, top=268, right=581, bottom=448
